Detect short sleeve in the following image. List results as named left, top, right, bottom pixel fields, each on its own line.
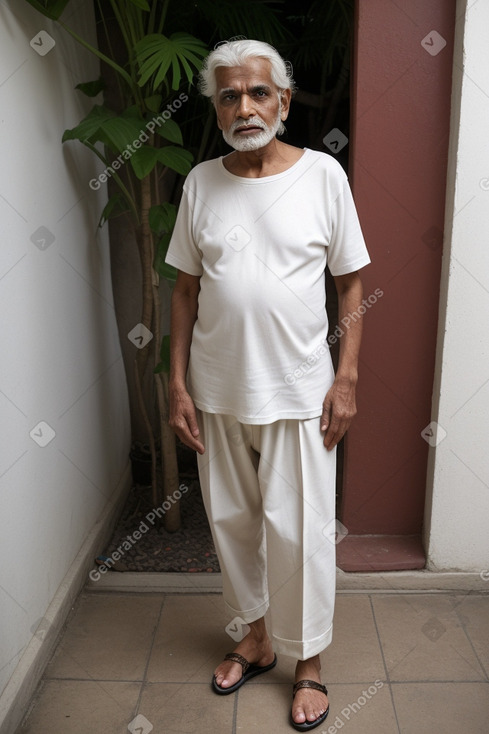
left=165, top=184, right=203, bottom=276
left=327, top=178, right=371, bottom=276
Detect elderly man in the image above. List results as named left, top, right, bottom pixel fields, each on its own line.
left=166, top=39, right=370, bottom=731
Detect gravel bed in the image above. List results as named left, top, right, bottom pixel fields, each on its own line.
left=102, top=478, right=220, bottom=573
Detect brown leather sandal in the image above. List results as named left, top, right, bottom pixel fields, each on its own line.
left=290, top=679, right=330, bottom=731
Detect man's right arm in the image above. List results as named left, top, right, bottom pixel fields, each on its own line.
left=168, top=270, right=205, bottom=454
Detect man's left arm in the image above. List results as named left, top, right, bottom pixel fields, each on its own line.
left=321, top=271, right=364, bottom=451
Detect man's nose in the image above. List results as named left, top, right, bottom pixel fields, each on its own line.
left=236, top=93, right=255, bottom=118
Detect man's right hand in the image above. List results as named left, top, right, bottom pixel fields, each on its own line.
left=169, top=386, right=205, bottom=454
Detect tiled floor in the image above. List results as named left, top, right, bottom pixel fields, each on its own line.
left=16, top=590, right=489, bottom=733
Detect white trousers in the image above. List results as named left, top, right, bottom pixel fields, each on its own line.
left=196, top=411, right=337, bottom=660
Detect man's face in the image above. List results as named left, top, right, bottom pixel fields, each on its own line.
left=214, top=58, right=291, bottom=152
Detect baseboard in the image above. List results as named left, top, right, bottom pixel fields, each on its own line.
left=0, top=461, right=132, bottom=734
left=87, top=571, right=223, bottom=593
left=86, top=567, right=489, bottom=594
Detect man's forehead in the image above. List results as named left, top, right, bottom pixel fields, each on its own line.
left=215, top=58, right=275, bottom=89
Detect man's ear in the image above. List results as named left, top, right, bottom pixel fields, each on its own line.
left=280, top=88, right=292, bottom=121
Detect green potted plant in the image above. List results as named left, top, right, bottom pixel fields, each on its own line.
left=25, top=0, right=209, bottom=530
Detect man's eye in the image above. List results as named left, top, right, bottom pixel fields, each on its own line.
left=255, top=90, right=267, bottom=97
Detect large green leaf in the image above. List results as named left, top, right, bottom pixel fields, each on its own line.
left=75, top=77, right=106, bottom=97
left=98, top=108, right=149, bottom=153
left=129, top=145, right=193, bottom=179
left=129, top=146, right=159, bottom=179
left=25, top=0, right=71, bottom=20
left=98, top=193, right=130, bottom=228
left=149, top=203, right=177, bottom=235
left=144, top=94, right=162, bottom=112
left=63, top=105, right=149, bottom=153
left=157, top=146, right=193, bottom=176
left=62, top=105, right=115, bottom=144
left=135, top=33, right=208, bottom=91
left=155, top=118, right=183, bottom=146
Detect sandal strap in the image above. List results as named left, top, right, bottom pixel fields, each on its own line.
left=292, top=679, right=328, bottom=697
left=223, top=652, right=250, bottom=674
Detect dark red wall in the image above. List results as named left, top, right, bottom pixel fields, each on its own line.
left=343, top=0, right=456, bottom=534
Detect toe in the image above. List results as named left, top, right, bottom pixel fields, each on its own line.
left=292, top=704, right=306, bottom=724
left=307, top=707, right=319, bottom=722
left=214, top=662, right=241, bottom=689
left=293, top=691, right=329, bottom=724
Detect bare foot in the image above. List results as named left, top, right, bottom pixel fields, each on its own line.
left=214, top=626, right=274, bottom=690
left=291, top=655, right=329, bottom=726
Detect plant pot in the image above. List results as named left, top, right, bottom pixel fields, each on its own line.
left=130, top=442, right=153, bottom=486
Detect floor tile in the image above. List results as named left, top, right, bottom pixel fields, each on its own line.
left=371, top=594, right=486, bottom=681
left=455, top=594, right=489, bottom=674
left=392, top=682, right=489, bottom=733
left=146, top=594, right=231, bottom=683
left=138, top=682, right=235, bottom=734
left=320, top=682, right=396, bottom=734
left=236, top=683, right=291, bottom=732
left=321, top=594, right=386, bottom=683
left=17, top=680, right=140, bottom=734
left=45, top=593, right=162, bottom=681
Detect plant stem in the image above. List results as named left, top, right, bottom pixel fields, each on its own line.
left=96, top=0, right=125, bottom=105
left=148, top=0, right=157, bottom=34
left=82, top=140, right=139, bottom=223
left=156, top=0, right=170, bottom=34
left=157, top=373, right=180, bottom=531
left=137, top=174, right=159, bottom=506
left=58, top=19, right=133, bottom=89
left=107, top=0, right=133, bottom=63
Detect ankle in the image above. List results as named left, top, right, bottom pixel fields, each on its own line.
left=295, top=655, right=321, bottom=676
left=247, top=620, right=269, bottom=644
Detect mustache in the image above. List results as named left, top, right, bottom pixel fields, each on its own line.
left=229, top=116, right=267, bottom=134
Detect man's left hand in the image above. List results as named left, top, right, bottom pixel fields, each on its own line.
left=320, top=378, right=357, bottom=451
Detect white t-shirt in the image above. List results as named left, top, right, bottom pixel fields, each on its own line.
left=166, top=147, right=370, bottom=424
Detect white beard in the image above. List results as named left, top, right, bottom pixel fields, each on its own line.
left=222, top=107, right=284, bottom=152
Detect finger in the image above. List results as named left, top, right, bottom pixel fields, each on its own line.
left=323, top=425, right=338, bottom=450
left=320, top=401, right=332, bottom=432
left=323, top=418, right=350, bottom=450
left=192, top=436, right=205, bottom=454
left=175, top=424, right=205, bottom=454
left=192, top=439, right=205, bottom=455
left=322, top=411, right=342, bottom=449
left=185, top=405, right=201, bottom=439
left=183, top=407, right=205, bottom=453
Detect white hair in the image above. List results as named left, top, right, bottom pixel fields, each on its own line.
left=199, top=39, right=295, bottom=101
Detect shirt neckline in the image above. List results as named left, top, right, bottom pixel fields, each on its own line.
left=218, top=147, right=311, bottom=183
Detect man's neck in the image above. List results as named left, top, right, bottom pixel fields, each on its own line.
left=222, top=140, right=304, bottom=178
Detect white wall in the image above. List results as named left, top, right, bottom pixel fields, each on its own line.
left=0, top=0, right=130, bottom=697
left=424, top=0, right=489, bottom=571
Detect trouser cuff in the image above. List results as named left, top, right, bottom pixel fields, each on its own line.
left=272, top=623, right=333, bottom=660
